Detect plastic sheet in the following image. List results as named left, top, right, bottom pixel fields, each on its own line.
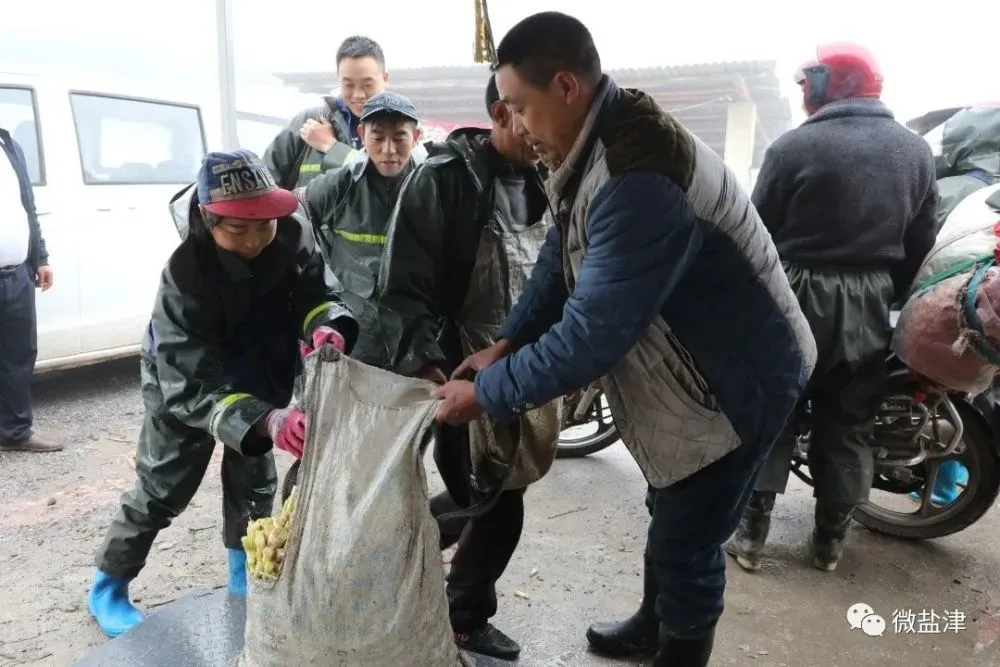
left=237, top=349, right=465, bottom=667
left=912, top=184, right=1000, bottom=291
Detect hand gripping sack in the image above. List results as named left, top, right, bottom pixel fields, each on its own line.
left=237, top=349, right=464, bottom=667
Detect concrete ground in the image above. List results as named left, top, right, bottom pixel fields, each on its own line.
left=2, top=358, right=1000, bottom=667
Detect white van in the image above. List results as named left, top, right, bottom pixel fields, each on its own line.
left=0, top=71, right=294, bottom=372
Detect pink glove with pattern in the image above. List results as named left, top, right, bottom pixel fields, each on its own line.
left=266, top=408, right=307, bottom=458
left=300, top=325, right=347, bottom=357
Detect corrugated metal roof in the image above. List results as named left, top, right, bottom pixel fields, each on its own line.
left=276, top=60, right=782, bottom=83
left=273, top=60, right=792, bottom=167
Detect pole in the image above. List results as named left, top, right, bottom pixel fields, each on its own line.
left=216, top=0, right=239, bottom=149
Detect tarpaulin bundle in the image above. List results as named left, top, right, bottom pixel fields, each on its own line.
left=893, top=256, right=1000, bottom=395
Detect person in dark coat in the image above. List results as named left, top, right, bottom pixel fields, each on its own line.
left=726, top=42, right=939, bottom=574
left=263, top=36, right=388, bottom=189
left=86, top=149, right=358, bottom=639
left=0, top=128, right=58, bottom=453
left=377, top=75, right=550, bottom=661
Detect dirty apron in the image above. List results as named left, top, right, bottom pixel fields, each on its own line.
left=458, top=187, right=562, bottom=492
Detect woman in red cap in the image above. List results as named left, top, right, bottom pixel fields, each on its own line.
left=86, top=149, right=358, bottom=639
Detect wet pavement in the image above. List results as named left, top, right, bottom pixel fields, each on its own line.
left=2, top=358, right=999, bottom=666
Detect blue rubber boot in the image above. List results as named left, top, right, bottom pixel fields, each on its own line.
left=228, top=548, right=248, bottom=597
left=87, top=570, right=145, bottom=638
left=910, top=460, right=968, bottom=506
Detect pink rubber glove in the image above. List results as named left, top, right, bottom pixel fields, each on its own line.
left=266, top=408, right=307, bottom=458
left=300, top=326, right=346, bottom=357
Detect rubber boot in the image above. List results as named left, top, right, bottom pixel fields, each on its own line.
left=87, top=570, right=145, bottom=638
left=586, top=560, right=659, bottom=656
left=228, top=548, right=248, bottom=597
left=909, top=460, right=968, bottom=506
left=654, top=625, right=715, bottom=667
left=812, top=501, right=854, bottom=572
left=723, top=491, right=775, bottom=572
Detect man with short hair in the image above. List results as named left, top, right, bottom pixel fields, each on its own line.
left=427, top=12, right=816, bottom=667
left=378, top=75, right=552, bottom=661
left=299, top=91, right=424, bottom=369
left=263, top=35, right=388, bottom=189
left=0, top=127, right=58, bottom=454
left=277, top=92, right=427, bottom=501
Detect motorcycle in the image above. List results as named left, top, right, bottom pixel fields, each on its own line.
left=555, top=353, right=1000, bottom=539
left=557, top=383, right=620, bottom=459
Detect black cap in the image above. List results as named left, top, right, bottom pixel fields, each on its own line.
left=360, top=91, right=419, bottom=123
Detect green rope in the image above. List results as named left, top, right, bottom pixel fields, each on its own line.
left=911, top=252, right=997, bottom=298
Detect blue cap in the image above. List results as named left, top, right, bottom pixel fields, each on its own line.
left=359, top=91, right=420, bottom=123
left=197, top=149, right=298, bottom=220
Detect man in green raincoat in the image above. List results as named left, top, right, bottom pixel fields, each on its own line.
left=277, top=92, right=427, bottom=501
left=298, top=91, right=425, bottom=369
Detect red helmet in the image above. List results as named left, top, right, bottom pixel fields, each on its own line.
left=795, top=42, right=884, bottom=111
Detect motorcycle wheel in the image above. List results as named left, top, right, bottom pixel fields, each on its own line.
left=555, top=426, right=620, bottom=459
left=853, top=405, right=1000, bottom=539
left=556, top=391, right=620, bottom=459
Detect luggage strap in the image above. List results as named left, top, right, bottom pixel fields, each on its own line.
left=952, top=258, right=1000, bottom=366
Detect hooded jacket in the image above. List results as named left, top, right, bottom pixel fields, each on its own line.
left=146, top=185, right=358, bottom=456
left=377, top=129, right=549, bottom=377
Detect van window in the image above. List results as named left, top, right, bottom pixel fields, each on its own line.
left=0, top=87, right=43, bottom=185
left=70, top=93, right=205, bottom=185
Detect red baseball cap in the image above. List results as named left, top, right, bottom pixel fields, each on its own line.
left=197, top=149, right=299, bottom=220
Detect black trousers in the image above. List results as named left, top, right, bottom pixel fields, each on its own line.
left=0, top=264, right=36, bottom=443
left=755, top=357, right=885, bottom=505
left=430, top=422, right=524, bottom=633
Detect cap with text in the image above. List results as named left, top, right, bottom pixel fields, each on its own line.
left=197, top=149, right=299, bottom=220
left=359, top=91, right=420, bottom=123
